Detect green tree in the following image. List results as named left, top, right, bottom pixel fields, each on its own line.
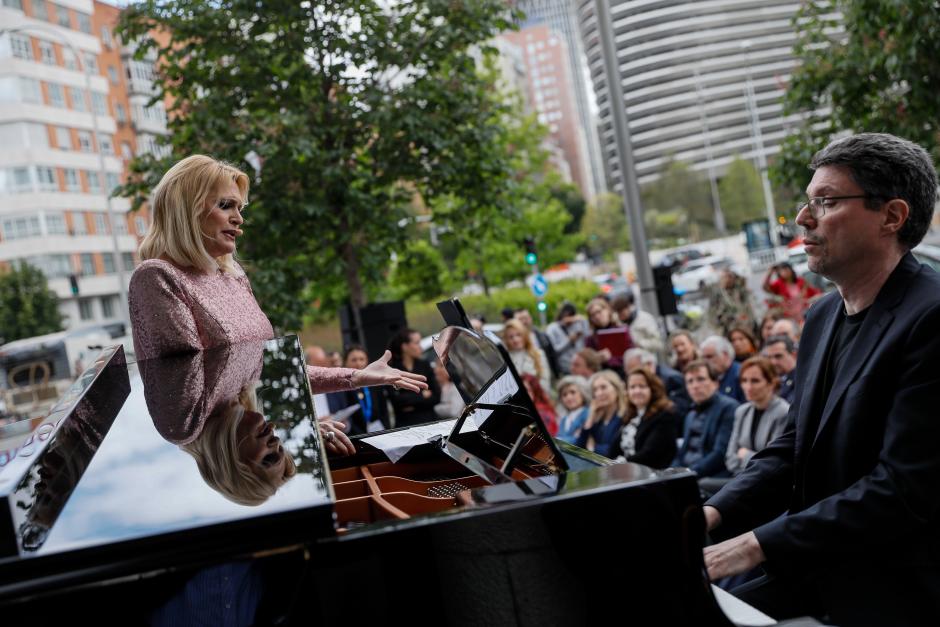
left=642, top=158, right=714, bottom=238
left=552, top=183, right=587, bottom=234
left=718, top=156, right=766, bottom=231
left=774, top=1, right=940, bottom=189
left=388, top=239, right=450, bottom=301
left=580, top=193, right=630, bottom=260
left=0, top=264, right=63, bottom=344
left=117, top=0, right=521, bottom=332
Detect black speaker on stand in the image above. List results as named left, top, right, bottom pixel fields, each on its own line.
left=339, top=301, right=408, bottom=362
left=652, top=266, right=679, bottom=335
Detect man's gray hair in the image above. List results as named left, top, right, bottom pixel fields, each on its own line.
left=624, top=347, right=657, bottom=368
left=701, top=335, right=734, bottom=359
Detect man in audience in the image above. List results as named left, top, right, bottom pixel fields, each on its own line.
left=762, top=335, right=798, bottom=404
left=673, top=360, right=739, bottom=478
left=624, top=347, right=691, bottom=419
left=700, top=336, right=745, bottom=402
left=612, top=292, right=664, bottom=356
left=770, top=317, right=801, bottom=344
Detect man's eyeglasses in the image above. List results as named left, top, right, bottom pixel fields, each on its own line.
left=797, top=195, right=879, bottom=220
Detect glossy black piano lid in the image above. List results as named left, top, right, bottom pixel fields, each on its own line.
left=0, top=336, right=333, bottom=560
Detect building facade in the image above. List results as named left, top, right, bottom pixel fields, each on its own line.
left=577, top=0, right=813, bottom=190
left=0, top=0, right=165, bottom=333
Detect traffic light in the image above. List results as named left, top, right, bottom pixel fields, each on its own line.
left=536, top=300, right=547, bottom=313
left=69, top=274, right=79, bottom=296
left=524, top=237, right=537, bottom=265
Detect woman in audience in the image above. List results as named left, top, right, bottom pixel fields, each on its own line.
left=610, top=367, right=678, bottom=469
left=433, top=359, right=465, bottom=420
left=725, top=356, right=790, bottom=476
left=570, top=348, right=603, bottom=379
left=577, top=370, right=628, bottom=459
left=669, top=329, right=699, bottom=373
left=387, top=328, right=441, bottom=427
left=758, top=313, right=780, bottom=348
left=327, top=345, right=392, bottom=435
left=727, top=326, right=759, bottom=363
left=521, top=373, right=558, bottom=436
left=555, top=375, right=591, bottom=445
left=584, top=298, right=632, bottom=374
left=503, top=319, right=552, bottom=394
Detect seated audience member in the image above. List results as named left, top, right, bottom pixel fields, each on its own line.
left=555, top=375, right=591, bottom=445
left=623, top=347, right=691, bottom=423
left=327, top=345, right=392, bottom=435
left=725, top=357, right=790, bottom=476
left=761, top=334, right=798, bottom=404
left=546, top=303, right=591, bottom=375
left=611, top=291, right=664, bottom=356
left=728, top=326, right=758, bottom=363
left=700, top=336, right=745, bottom=403
left=522, top=373, right=558, bottom=436
left=433, top=359, right=465, bottom=420
left=503, top=319, right=552, bottom=395
left=570, top=347, right=604, bottom=379
left=516, top=308, right=560, bottom=379
left=584, top=297, right=633, bottom=374
left=758, top=313, right=780, bottom=348
left=610, top=367, right=678, bottom=469
left=387, top=328, right=441, bottom=427
left=577, top=371, right=627, bottom=459
left=673, top=360, right=739, bottom=478
left=770, top=316, right=801, bottom=344
left=669, top=329, right=699, bottom=373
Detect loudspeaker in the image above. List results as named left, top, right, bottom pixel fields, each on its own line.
left=652, top=266, right=679, bottom=316
left=339, top=301, right=408, bottom=361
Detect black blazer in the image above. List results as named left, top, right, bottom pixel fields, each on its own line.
left=610, top=409, right=678, bottom=470
left=387, top=356, right=441, bottom=428
left=708, top=254, right=940, bottom=594
left=327, top=386, right=391, bottom=436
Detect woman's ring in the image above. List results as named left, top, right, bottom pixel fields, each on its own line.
left=325, top=430, right=336, bottom=443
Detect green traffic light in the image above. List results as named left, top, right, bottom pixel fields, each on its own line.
left=525, top=253, right=537, bottom=265
left=537, top=301, right=547, bottom=312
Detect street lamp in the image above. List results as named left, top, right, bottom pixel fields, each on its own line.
left=692, top=67, right=727, bottom=236
left=1, top=23, right=130, bottom=333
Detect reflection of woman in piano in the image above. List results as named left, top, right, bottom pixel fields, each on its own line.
left=127, top=155, right=427, bottom=451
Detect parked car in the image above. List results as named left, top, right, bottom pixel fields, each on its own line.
left=670, top=256, right=734, bottom=294
left=591, top=273, right=631, bottom=298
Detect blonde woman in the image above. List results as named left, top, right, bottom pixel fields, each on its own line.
left=502, top=318, right=551, bottom=394
left=128, top=155, right=426, bottom=453
left=576, top=370, right=628, bottom=458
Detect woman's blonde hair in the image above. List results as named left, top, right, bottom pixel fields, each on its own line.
left=502, top=318, right=544, bottom=380
left=140, top=155, right=249, bottom=274
left=585, top=370, right=628, bottom=427
left=181, top=383, right=297, bottom=506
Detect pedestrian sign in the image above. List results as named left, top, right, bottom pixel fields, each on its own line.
left=531, top=274, right=548, bottom=297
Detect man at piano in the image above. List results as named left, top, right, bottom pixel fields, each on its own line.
left=702, top=133, right=940, bottom=626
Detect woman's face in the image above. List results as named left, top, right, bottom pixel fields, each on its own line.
left=403, top=332, right=423, bottom=359
left=740, top=366, right=774, bottom=406
left=592, top=377, right=616, bottom=410
left=201, top=179, right=244, bottom=258
left=235, top=410, right=287, bottom=481
left=730, top=331, right=754, bottom=358
left=627, top=373, right=652, bottom=410
left=720, top=270, right=736, bottom=289
left=570, top=354, right=591, bottom=377
left=504, top=327, right=525, bottom=352
left=560, top=385, right=585, bottom=411
left=761, top=317, right=777, bottom=341
left=672, top=334, right=695, bottom=361
left=587, top=304, right=611, bottom=328
left=345, top=349, right=368, bottom=370
left=778, top=265, right=796, bottom=282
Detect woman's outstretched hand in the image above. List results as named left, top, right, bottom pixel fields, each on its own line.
left=354, top=350, right=428, bottom=393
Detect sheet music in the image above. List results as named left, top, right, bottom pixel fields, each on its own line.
left=467, top=369, right=519, bottom=425
left=362, top=419, right=478, bottom=463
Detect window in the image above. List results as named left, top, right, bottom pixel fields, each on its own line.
left=101, top=296, right=115, bottom=318
left=36, top=166, right=57, bottom=191
left=1, top=216, right=41, bottom=240
left=64, top=168, right=80, bottom=192
left=19, top=77, right=40, bottom=103
left=78, top=298, right=93, bottom=320
left=11, top=167, right=32, bottom=192
left=39, top=40, right=55, bottom=65
left=107, top=65, right=119, bottom=84
left=83, top=52, right=97, bottom=74
left=120, top=141, right=132, bottom=160
left=61, top=47, right=77, bottom=71
left=101, top=252, right=115, bottom=274
left=86, top=170, right=101, bottom=194
left=98, top=133, right=113, bottom=154
left=10, top=34, right=32, bottom=60
left=55, top=126, right=70, bottom=149
left=122, top=252, right=135, bottom=271
left=79, top=252, right=94, bottom=275
left=77, top=130, right=93, bottom=152
left=114, top=214, right=128, bottom=235
left=2, top=0, right=24, bottom=9
left=32, top=0, right=47, bottom=20
left=94, top=213, right=109, bottom=234
left=101, top=27, right=112, bottom=49
left=115, top=103, right=126, bottom=122
left=47, top=83, right=66, bottom=108
left=22, top=254, right=70, bottom=279
left=45, top=212, right=67, bottom=235
left=105, top=172, right=120, bottom=192
left=54, top=4, right=70, bottom=28
left=72, top=212, right=87, bottom=235
left=91, top=91, right=106, bottom=115
left=69, top=87, right=86, bottom=111
left=76, top=12, right=92, bottom=34
left=135, top=216, right=147, bottom=235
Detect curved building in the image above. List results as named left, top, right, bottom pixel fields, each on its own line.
left=577, top=0, right=828, bottom=189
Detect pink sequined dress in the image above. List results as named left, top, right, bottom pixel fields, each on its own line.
left=128, top=258, right=356, bottom=393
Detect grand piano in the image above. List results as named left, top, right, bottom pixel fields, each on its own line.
left=0, top=301, right=773, bottom=625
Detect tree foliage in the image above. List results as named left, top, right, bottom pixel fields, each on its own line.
left=718, top=156, right=766, bottom=231
left=116, top=0, right=521, bottom=331
left=774, top=0, right=940, bottom=190
left=580, top=193, right=630, bottom=260
left=0, top=264, right=63, bottom=344
left=642, top=158, right=715, bottom=237
left=388, top=239, right=451, bottom=302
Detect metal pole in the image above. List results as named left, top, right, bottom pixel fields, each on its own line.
left=741, top=41, right=780, bottom=248
left=592, top=0, right=659, bottom=316
left=2, top=24, right=130, bottom=332
left=693, top=68, right=726, bottom=236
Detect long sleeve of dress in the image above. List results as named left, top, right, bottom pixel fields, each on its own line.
left=129, top=262, right=203, bottom=359
left=305, top=365, right=357, bottom=394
